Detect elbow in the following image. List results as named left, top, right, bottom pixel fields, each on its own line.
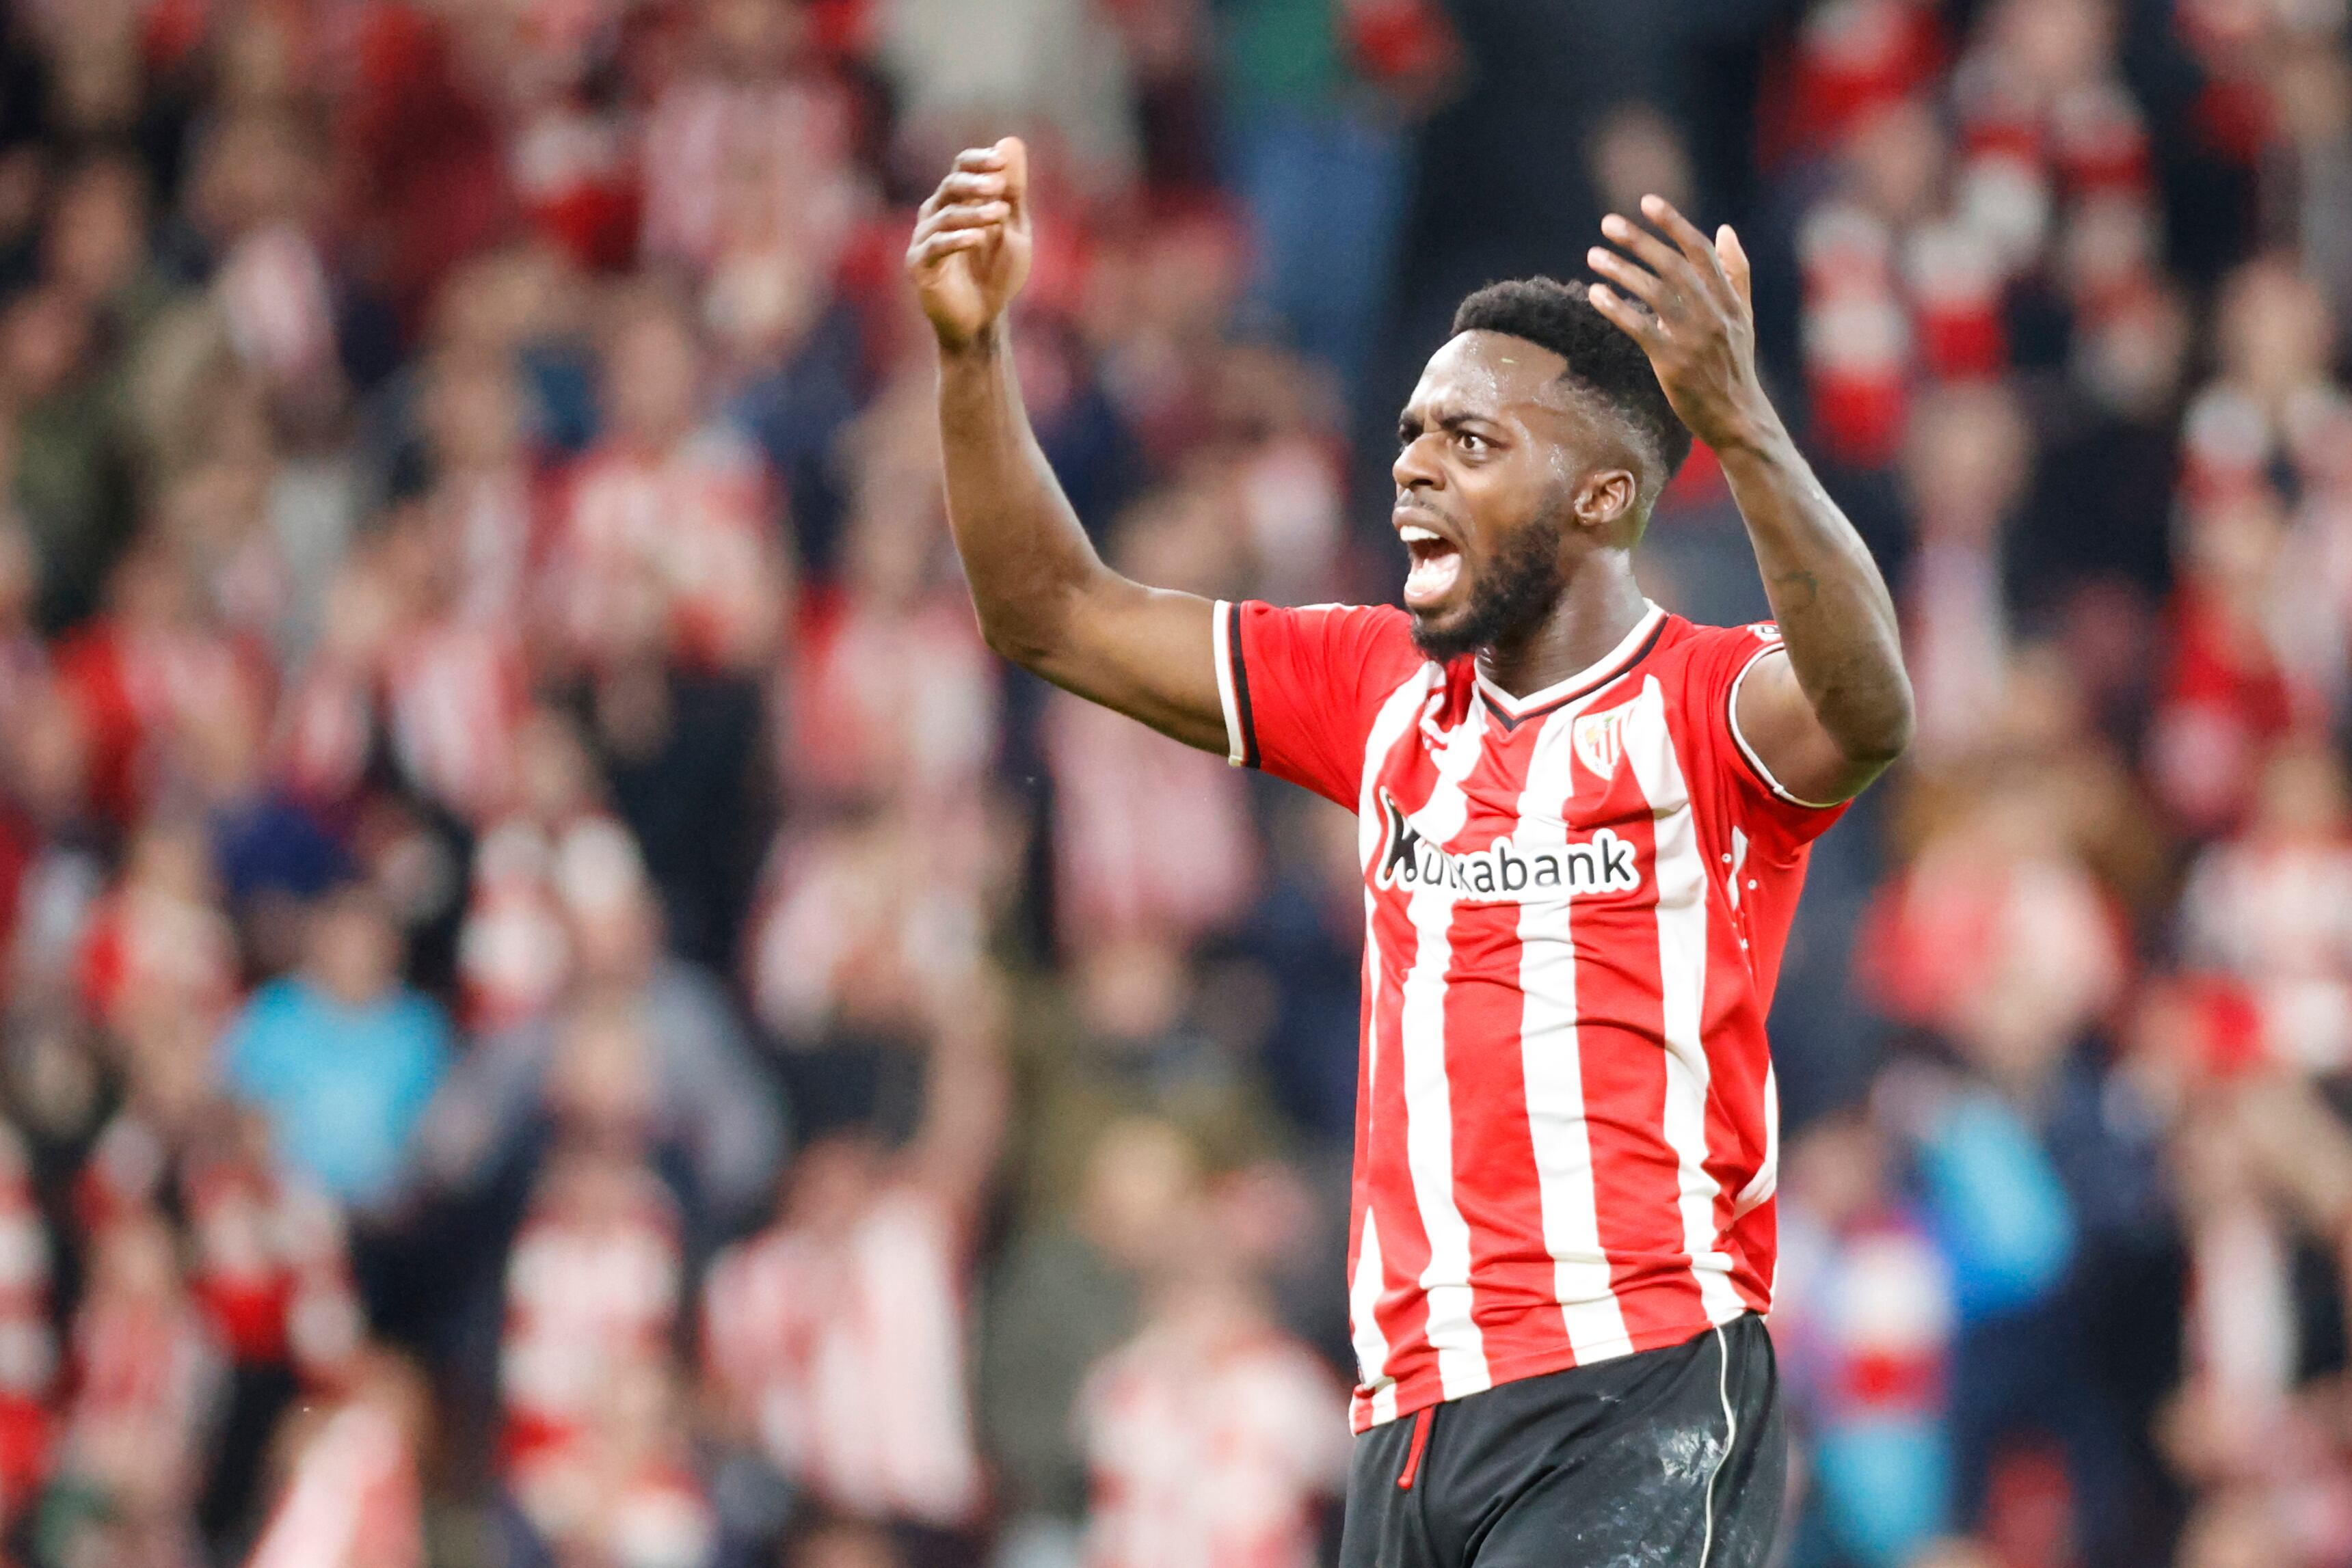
left=977, top=612, right=1053, bottom=673
left=1845, top=725, right=1912, bottom=771
left=1843, top=681, right=1916, bottom=768
left=974, top=572, right=1095, bottom=675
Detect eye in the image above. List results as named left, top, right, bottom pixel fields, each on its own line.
left=1458, top=431, right=1488, bottom=455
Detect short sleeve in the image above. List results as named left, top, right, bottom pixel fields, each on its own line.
left=1692, top=622, right=1851, bottom=846
left=1214, top=600, right=1424, bottom=810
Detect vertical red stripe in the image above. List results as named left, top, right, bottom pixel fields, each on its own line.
left=1566, top=681, right=1707, bottom=1347
left=1345, top=904, right=1378, bottom=1328
left=1363, top=730, right=1443, bottom=1407
left=1728, top=1196, right=1778, bottom=1313
left=1679, top=699, right=1779, bottom=1316
left=1702, top=990, right=1774, bottom=1314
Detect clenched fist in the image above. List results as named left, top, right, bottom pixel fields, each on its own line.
left=907, top=137, right=1033, bottom=353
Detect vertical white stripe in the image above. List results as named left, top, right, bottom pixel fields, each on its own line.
left=1514, top=709, right=1633, bottom=1362
left=1210, top=600, right=1246, bottom=766
left=1347, top=670, right=1440, bottom=1401
left=1349, top=1211, right=1398, bottom=1426
left=1357, top=671, right=1441, bottom=859
left=1625, top=678, right=1747, bottom=1325
left=1397, top=697, right=1491, bottom=1398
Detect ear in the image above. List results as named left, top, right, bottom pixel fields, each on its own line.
left=1573, top=468, right=1640, bottom=535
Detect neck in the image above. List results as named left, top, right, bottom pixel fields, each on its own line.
left=1477, top=554, right=1648, bottom=698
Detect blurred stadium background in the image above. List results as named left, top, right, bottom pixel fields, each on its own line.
left=0, top=0, right=2335, bottom=1565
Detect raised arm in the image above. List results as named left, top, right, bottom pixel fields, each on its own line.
left=1587, top=195, right=1914, bottom=805
left=907, top=138, right=1225, bottom=752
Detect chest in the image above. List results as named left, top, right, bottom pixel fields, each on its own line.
left=1357, top=689, right=1712, bottom=913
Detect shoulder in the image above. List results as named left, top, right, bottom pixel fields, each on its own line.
left=1657, top=614, right=1786, bottom=664
left=1640, top=615, right=1791, bottom=705
left=238, top=978, right=310, bottom=1031
left=1225, top=599, right=1416, bottom=651
left=224, top=984, right=309, bottom=1082
left=1219, top=601, right=1431, bottom=784
left=1222, top=599, right=1425, bottom=691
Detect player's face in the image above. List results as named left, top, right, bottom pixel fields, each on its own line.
left=1393, top=332, right=1613, bottom=660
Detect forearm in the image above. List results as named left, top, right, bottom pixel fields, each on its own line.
left=911, top=139, right=1223, bottom=751
left=936, top=321, right=1112, bottom=669
left=1718, top=414, right=1914, bottom=762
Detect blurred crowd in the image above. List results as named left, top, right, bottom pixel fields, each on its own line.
left=0, top=0, right=2334, bottom=1567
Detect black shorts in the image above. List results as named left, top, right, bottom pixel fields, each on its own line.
left=1339, top=1314, right=1786, bottom=1568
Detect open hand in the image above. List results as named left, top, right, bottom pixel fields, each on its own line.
left=907, top=137, right=1033, bottom=353
left=1586, top=195, right=1778, bottom=455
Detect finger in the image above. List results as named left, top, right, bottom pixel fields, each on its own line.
left=935, top=171, right=1008, bottom=204
left=909, top=230, right=989, bottom=269
left=1716, top=224, right=1754, bottom=312
left=912, top=204, right=1011, bottom=245
left=995, top=136, right=1030, bottom=222
left=1640, top=194, right=1731, bottom=290
left=953, top=146, right=1007, bottom=172
left=1587, top=282, right=1665, bottom=348
left=912, top=201, right=1006, bottom=234
left=1599, top=213, right=1705, bottom=301
left=1585, top=247, right=1669, bottom=310
left=917, top=187, right=992, bottom=226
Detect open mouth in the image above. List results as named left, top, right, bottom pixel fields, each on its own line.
left=1399, top=524, right=1462, bottom=610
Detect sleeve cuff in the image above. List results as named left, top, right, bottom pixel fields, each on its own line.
left=1212, top=599, right=1257, bottom=769
left=1726, top=643, right=1841, bottom=810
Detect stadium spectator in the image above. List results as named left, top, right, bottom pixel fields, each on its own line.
left=1074, top=1157, right=1348, bottom=1568
left=47, top=1210, right=220, bottom=1568
left=544, top=285, right=787, bottom=679
left=1776, top=1109, right=1958, bottom=1567
left=423, top=843, right=785, bottom=1243
left=220, top=883, right=451, bottom=1219
left=702, top=989, right=1005, bottom=1560
left=979, top=1114, right=1199, bottom=1554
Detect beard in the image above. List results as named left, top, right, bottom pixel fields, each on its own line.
left=1408, top=506, right=1568, bottom=664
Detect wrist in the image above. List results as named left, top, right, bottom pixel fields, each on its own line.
left=935, top=317, right=1009, bottom=366
left=1707, top=396, right=1794, bottom=464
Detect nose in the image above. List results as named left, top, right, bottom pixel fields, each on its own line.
left=1393, top=431, right=1444, bottom=494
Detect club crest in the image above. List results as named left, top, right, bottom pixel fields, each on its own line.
left=1571, top=705, right=1631, bottom=781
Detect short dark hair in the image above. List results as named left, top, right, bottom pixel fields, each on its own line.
left=1451, top=278, right=1694, bottom=486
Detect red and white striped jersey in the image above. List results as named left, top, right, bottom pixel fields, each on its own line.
left=1078, top=1313, right=1349, bottom=1568
left=701, top=1186, right=983, bottom=1528
left=1211, top=598, right=1846, bottom=1432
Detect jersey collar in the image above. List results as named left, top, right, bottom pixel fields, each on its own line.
left=1473, top=600, right=1667, bottom=727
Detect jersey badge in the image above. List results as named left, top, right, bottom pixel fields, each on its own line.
left=1572, top=704, right=1631, bottom=781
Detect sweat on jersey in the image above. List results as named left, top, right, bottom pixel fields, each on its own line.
left=1210, top=598, right=1847, bottom=1433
